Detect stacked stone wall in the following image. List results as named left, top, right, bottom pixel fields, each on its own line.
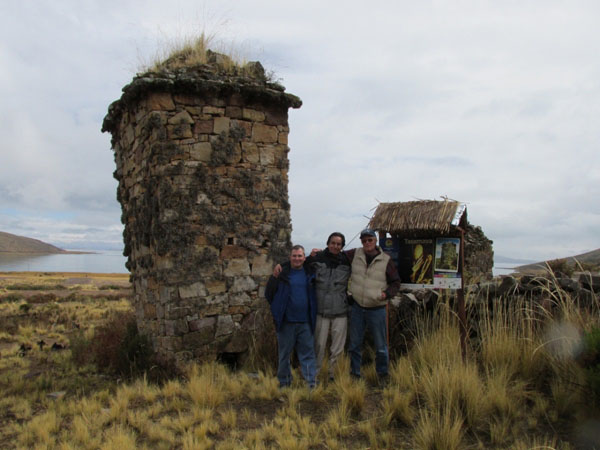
left=102, top=64, right=301, bottom=363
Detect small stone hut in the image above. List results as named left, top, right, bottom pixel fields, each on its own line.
left=368, top=199, right=494, bottom=283
left=102, top=53, right=301, bottom=364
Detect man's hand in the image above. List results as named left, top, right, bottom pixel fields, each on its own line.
left=310, top=248, right=321, bottom=257
left=273, top=264, right=282, bottom=277
left=381, top=291, right=387, bottom=300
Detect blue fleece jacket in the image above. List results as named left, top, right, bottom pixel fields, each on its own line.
left=264, top=261, right=317, bottom=332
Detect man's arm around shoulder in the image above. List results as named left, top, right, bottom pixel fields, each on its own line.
left=384, top=259, right=401, bottom=298
left=265, top=275, right=279, bottom=304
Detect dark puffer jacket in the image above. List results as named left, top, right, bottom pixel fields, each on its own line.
left=265, top=261, right=317, bottom=332
left=307, top=249, right=351, bottom=317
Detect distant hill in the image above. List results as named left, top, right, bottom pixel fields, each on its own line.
left=495, top=255, right=535, bottom=265
left=0, top=231, right=66, bottom=254
left=515, top=248, right=600, bottom=273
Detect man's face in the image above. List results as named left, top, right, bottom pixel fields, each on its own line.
left=290, top=248, right=306, bottom=269
left=361, top=235, right=377, bottom=254
left=327, top=236, right=343, bottom=255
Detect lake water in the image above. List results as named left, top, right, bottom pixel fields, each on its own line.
left=0, top=250, right=128, bottom=273
left=0, top=249, right=517, bottom=278
left=493, top=265, right=518, bottom=277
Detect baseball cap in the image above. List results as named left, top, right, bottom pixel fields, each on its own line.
left=360, top=228, right=377, bottom=239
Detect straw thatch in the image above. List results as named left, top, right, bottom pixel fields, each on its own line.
left=368, top=200, right=466, bottom=235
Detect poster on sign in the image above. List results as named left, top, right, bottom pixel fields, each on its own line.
left=396, top=238, right=435, bottom=289
left=434, top=237, right=460, bottom=273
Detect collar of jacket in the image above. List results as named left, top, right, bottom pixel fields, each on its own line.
left=322, top=248, right=349, bottom=266
left=358, top=246, right=383, bottom=264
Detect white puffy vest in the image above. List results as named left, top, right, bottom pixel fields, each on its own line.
left=349, top=248, right=389, bottom=308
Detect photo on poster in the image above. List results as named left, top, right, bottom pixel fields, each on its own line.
left=434, top=238, right=460, bottom=272
left=398, top=239, right=434, bottom=285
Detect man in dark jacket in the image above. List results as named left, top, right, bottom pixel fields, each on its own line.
left=265, top=245, right=318, bottom=388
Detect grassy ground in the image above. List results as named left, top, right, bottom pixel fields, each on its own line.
left=1, top=271, right=599, bottom=449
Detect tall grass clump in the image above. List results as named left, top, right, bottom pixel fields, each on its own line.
left=476, top=296, right=548, bottom=384
left=140, top=29, right=269, bottom=81
left=69, top=311, right=155, bottom=379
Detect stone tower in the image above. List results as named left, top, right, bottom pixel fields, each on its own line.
left=102, top=55, right=301, bottom=363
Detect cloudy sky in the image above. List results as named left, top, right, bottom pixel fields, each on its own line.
left=1, top=1, right=599, bottom=262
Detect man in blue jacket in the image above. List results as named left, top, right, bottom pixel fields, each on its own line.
left=265, top=245, right=318, bottom=388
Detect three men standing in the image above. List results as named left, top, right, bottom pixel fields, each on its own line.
left=265, top=228, right=400, bottom=386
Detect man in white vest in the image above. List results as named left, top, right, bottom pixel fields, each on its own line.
left=345, top=228, right=401, bottom=384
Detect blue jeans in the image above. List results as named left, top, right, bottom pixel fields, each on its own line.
left=348, top=302, right=388, bottom=377
left=277, top=321, right=317, bottom=388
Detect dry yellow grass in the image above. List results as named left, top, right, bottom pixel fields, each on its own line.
left=1, top=271, right=599, bottom=448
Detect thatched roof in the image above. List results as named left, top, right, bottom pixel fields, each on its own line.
left=368, top=200, right=467, bottom=235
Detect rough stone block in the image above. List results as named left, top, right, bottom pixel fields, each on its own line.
left=165, top=306, right=191, bottom=320
left=232, top=119, right=252, bottom=137
left=179, top=282, right=208, bottom=299
left=224, top=259, right=251, bottom=276
left=194, top=120, right=214, bottom=134
left=165, top=319, right=189, bottom=336
left=168, top=124, right=193, bottom=139
left=203, top=106, right=225, bottom=116
left=220, top=245, right=249, bottom=259
left=124, top=125, right=135, bottom=147
left=241, top=142, right=260, bottom=164
left=264, top=107, right=288, bottom=126
left=146, top=93, right=175, bottom=111
left=183, top=329, right=215, bottom=349
left=188, top=316, right=216, bottom=332
left=156, top=303, right=165, bottom=319
left=168, top=110, right=194, bottom=125
left=231, top=276, right=258, bottom=293
left=259, top=146, right=276, bottom=165
left=216, top=315, right=234, bottom=337
left=251, top=254, right=274, bottom=276
left=243, top=108, right=265, bottom=122
left=143, top=303, right=156, bottom=319
left=161, top=336, right=183, bottom=352
left=189, top=142, right=213, bottom=162
left=252, top=123, right=278, bottom=143
left=156, top=256, right=174, bottom=269
left=224, top=330, right=250, bottom=353
left=228, top=305, right=251, bottom=315
left=159, top=286, right=173, bottom=304
left=225, top=106, right=242, bottom=119
left=206, top=279, right=227, bottom=294
left=207, top=294, right=228, bottom=305
left=213, top=117, right=231, bottom=134
left=230, top=292, right=251, bottom=306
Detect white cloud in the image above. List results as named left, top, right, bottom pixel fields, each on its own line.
left=0, top=0, right=598, bottom=263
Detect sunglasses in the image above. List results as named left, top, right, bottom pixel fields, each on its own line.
left=361, top=238, right=375, bottom=243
